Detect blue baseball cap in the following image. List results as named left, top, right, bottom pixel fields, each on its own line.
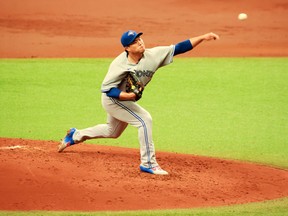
left=121, top=30, right=143, bottom=47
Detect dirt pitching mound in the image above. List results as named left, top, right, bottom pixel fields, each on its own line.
left=0, top=137, right=288, bottom=211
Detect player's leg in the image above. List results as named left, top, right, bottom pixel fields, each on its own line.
left=58, top=115, right=127, bottom=152
left=72, top=115, right=128, bottom=143
left=107, top=97, right=167, bottom=174
left=58, top=93, right=128, bottom=152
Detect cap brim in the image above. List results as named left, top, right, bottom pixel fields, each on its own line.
left=136, top=32, right=143, bottom=38
left=129, top=32, right=143, bottom=46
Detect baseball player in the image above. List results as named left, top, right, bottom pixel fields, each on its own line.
left=58, top=30, right=219, bottom=175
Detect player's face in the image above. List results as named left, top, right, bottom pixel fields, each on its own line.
left=127, top=37, right=145, bottom=54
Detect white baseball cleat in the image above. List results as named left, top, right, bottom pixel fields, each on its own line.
left=140, top=165, right=168, bottom=175
left=58, top=140, right=69, bottom=152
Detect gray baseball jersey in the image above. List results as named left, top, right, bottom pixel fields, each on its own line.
left=101, top=45, right=174, bottom=93
left=73, top=45, right=175, bottom=169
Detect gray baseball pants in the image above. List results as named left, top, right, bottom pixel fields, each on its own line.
left=73, top=93, right=158, bottom=168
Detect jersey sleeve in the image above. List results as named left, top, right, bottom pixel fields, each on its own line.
left=149, top=45, right=175, bottom=68
left=101, top=53, right=127, bottom=93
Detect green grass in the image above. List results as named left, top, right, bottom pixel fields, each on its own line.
left=0, top=197, right=288, bottom=216
left=0, top=58, right=287, bottom=215
left=149, top=58, right=288, bottom=168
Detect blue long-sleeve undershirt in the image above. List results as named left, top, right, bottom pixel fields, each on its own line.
left=174, top=39, right=193, bottom=56
left=106, top=87, right=121, bottom=98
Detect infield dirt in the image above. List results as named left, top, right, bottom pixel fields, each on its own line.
left=0, top=0, right=287, bottom=58
left=1, top=138, right=288, bottom=211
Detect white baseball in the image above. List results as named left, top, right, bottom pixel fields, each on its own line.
left=238, top=13, right=248, bottom=20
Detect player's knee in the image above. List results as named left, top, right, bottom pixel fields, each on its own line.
left=106, top=128, right=122, bottom=139
left=109, top=133, right=121, bottom=139
left=142, top=113, right=152, bottom=125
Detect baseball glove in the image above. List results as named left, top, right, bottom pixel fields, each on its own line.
left=126, top=72, right=144, bottom=101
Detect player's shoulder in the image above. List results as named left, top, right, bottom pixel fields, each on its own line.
left=146, top=45, right=174, bottom=52
left=144, top=45, right=174, bottom=56
left=108, top=52, right=128, bottom=72
left=110, top=52, right=127, bottom=65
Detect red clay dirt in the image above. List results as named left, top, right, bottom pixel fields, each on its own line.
left=0, top=138, right=288, bottom=211
left=0, top=0, right=287, bottom=58
left=0, top=0, right=288, bottom=212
